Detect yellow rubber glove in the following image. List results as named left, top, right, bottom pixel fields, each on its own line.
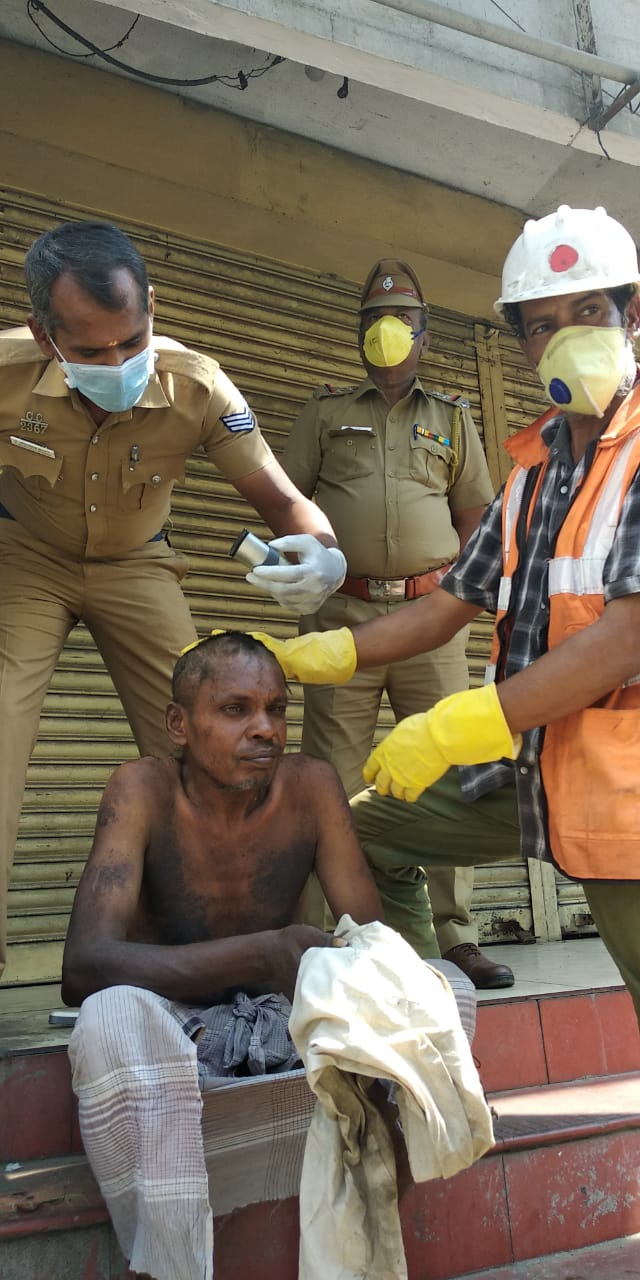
left=248, top=628, right=357, bottom=685
left=363, top=683, right=522, bottom=803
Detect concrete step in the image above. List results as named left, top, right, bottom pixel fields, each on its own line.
left=2, top=1069, right=639, bottom=1278
left=3, top=1221, right=639, bottom=1280
left=2, top=971, right=639, bottom=1278
left=3, top=981, right=639, bottom=1166
left=457, top=1232, right=640, bottom=1279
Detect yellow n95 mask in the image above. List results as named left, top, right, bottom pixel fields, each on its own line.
left=537, top=325, right=631, bottom=418
left=362, top=315, right=422, bottom=368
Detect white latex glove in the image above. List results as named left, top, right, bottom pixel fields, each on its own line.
left=246, top=535, right=347, bottom=614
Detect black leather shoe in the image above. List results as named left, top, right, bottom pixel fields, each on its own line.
left=442, top=943, right=515, bottom=989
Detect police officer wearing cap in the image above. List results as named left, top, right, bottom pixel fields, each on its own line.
left=282, top=259, right=514, bottom=989
left=0, top=219, right=347, bottom=981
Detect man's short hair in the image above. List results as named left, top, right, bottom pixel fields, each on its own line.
left=172, top=631, right=284, bottom=710
left=503, top=284, right=638, bottom=340
left=24, top=220, right=150, bottom=335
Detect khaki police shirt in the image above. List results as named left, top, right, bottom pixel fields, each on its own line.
left=282, top=375, right=494, bottom=578
left=0, top=327, right=274, bottom=559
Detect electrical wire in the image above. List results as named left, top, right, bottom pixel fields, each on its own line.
left=486, top=0, right=526, bottom=34
left=26, top=0, right=286, bottom=90
left=26, top=1, right=139, bottom=58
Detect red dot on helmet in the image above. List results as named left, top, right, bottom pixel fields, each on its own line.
left=549, top=244, right=579, bottom=273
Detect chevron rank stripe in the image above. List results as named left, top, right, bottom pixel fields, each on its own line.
left=220, top=401, right=255, bottom=432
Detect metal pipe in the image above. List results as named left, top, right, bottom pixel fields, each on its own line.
left=368, top=0, right=640, bottom=86
left=594, top=78, right=640, bottom=128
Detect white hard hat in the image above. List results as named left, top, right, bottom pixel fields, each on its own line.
left=495, top=205, right=639, bottom=316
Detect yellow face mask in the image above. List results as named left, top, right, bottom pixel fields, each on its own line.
left=537, top=325, right=631, bottom=418
left=362, top=315, right=418, bottom=368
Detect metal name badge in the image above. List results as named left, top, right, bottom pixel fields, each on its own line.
left=19, top=410, right=48, bottom=434
left=9, top=435, right=56, bottom=458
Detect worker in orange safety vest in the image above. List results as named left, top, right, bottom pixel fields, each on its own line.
left=249, top=205, right=640, bottom=1026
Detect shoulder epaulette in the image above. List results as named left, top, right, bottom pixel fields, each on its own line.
left=429, top=389, right=470, bottom=409
left=0, top=326, right=45, bottom=368
left=314, top=383, right=358, bottom=400
left=155, top=345, right=220, bottom=390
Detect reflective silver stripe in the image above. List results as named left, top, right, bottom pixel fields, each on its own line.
left=484, top=663, right=497, bottom=684
left=582, top=430, right=640, bottom=561
left=548, top=555, right=605, bottom=596
left=497, top=575, right=512, bottom=611
left=503, top=467, right=528, bottom=551
left=549, top=430, right=640, bottom=598
left=496, top=468, right=528, bottom=619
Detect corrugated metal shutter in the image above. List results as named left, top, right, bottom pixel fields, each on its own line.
left=0, top=186, right=535, bottom=982
left=498, top=328, right=552, bottom=436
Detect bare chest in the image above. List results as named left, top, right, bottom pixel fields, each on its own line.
left=141, top=805, right=317, bottom=945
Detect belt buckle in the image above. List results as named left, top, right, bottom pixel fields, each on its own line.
left=367, top=578, right=406, bottom=601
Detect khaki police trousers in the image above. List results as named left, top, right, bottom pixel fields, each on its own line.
left=351, top=768, right=640, bottom=1028
left=0, top=520, right=197, bottom=976
left=299, top=591, right=476, bottom=952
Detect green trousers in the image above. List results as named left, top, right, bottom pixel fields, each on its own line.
left=351, top=768, right=640, bottom=1028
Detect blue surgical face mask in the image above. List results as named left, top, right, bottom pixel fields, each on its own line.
left=50, top=338, right=156, bottom=413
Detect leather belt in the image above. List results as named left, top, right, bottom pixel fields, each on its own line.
left=339, top=563, right=453, bottom=603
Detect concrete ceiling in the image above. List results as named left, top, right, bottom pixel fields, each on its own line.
left=3, top=0, right=640, bottom=243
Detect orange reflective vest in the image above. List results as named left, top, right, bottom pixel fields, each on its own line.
left=489, top=384, right=640, bottom=880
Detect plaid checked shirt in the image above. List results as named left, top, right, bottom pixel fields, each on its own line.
left=442, top=412, right=640, bottom=861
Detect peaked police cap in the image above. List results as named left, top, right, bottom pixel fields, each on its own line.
left=360, top=259, right=426, bottom=312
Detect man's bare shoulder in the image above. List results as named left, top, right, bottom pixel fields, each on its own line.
left=279, top=752, right=347, bottom=794
left=99, top=756, right=179, bottom=812
left=110, top=754, right=178, bottom=784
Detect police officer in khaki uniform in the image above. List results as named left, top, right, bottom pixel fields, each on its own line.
left=282, top=260, right=514, bottom=988
left=0, top=219, right=347, bottom=979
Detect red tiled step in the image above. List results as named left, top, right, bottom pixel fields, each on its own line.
left=0, top=1154, right=104, bottom=1239
left=474, top=986, right=640, bottom=1094
left=400, top=1072, right=640, bottom=1278
left=0, top=1046, right=79, bottom=1163
left=3, top=1071, right=640, bottom=1279
left=492, top=1070, right=640, bottom=1152
left=457, top=1231, right=640, bottom=1279
left=3, top=984, right=638, bottom=1165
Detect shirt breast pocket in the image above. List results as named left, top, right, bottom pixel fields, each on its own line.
left=322, top=428, right=376, bottom=483
left=407, top=435, right=454, bottom=492
left=120, top=455, right=186, bottom=509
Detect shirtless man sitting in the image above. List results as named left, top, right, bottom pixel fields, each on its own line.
left=63, top=631, right=475, bottom=1280
left=62, top=630, right=383, bottom=1280
left=62, top=629, right=381, bottom=1008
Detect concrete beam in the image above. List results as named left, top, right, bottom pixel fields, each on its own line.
left=92, top=0, right=640, bottom=163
